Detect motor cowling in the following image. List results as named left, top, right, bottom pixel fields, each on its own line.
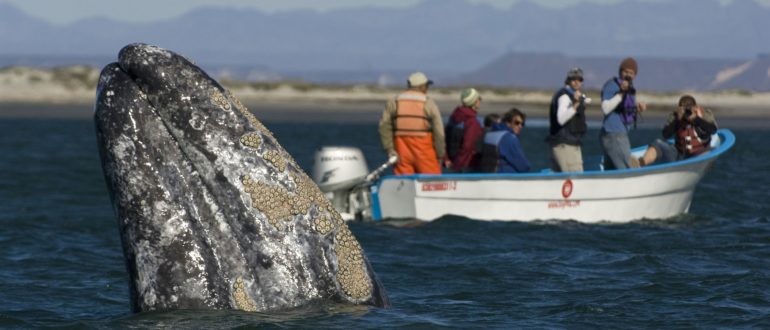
left=312, top=146, right=369, bottom=193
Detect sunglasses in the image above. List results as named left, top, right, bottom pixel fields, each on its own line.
left=513, top=120, right=525, bottom=127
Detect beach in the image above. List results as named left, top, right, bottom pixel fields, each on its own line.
left=1, top=98, right=767, bottom=129
left=1, top=65, right=768, bottom=128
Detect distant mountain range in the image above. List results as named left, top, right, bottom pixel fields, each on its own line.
left=1, top=0, right=769, bottom=91
left=461, top=53, right=770, bottom=92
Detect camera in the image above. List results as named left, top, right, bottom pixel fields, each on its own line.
left=683, top=106, right=693, bottom=118
left=622, top=76, right=636, bottom=94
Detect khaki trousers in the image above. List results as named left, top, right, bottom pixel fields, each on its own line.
left=551, top=144, right=583, bottom=172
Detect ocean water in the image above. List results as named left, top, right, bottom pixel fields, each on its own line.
left=0, top=113, right=768, bottom=328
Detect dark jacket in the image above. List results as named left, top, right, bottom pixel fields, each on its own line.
left=661, top=109, right=718, bottom=141
left=546, top=86, right=587, bottom=146
left=661, top=108, right=718, bottom=157
left=445, top=105, right=484, bottom=172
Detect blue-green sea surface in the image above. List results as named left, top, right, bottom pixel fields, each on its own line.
left=0, top=114, right=768, bottom=328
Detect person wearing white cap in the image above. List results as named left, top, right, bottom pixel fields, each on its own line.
left=378, top=72, right=445, bottom=175
left=445, top=88, right=484, bottom=172
left=546, top=67, right=588, bottom=172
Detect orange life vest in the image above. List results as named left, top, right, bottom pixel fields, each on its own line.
left=676, top=124, right=709, bottom=157
left=393, top=91, right=431, bottom=137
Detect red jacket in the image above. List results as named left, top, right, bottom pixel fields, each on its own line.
left=446, top=106, right=483, bottom=171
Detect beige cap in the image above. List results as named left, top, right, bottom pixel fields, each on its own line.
left=461, top=88, right=481, bottom=106
left=407, top=72, right=433, bottom=87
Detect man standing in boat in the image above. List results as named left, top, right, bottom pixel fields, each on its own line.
left=600, top=57, right=647, bottom=169
left=546, top=67, right=588, bottom=172
left=378, top=72, right=446, bottom=175
left=479, top=108, right=531, bottom=173
left=638, top=95, right=718, bottom=166
left=445, top=88, right=484, bottom=173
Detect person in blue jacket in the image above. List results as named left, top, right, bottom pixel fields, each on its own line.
left=599, top=57, right=647, bottom=169
left=478, top=108, right=531, bottom=173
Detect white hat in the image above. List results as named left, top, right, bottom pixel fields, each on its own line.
left=461, top=88, right=481, bottom=106
left=407, top=72, right=433, bottom=87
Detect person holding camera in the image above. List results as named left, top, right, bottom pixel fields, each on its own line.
left=599, top=57, right=647, bottom=170
left=638, top=95, right=718, bottom=166
left=546, top=67, right=588, bottom=172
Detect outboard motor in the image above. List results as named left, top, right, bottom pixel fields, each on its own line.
left=312, top=147, right=371, bottom=221
left=312, top=146, right=398, bottom=221
left=313, top=147, right=369, bottom=193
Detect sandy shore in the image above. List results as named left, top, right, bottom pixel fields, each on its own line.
left=1, top=99, right=767, bottom=129
left=0, top=65, right=768, bottom=127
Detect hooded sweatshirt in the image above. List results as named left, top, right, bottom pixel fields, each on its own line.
left=446, top=105, right=484, bottom=171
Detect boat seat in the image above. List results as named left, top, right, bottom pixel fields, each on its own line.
left=709, top=133, right=721, bottom=148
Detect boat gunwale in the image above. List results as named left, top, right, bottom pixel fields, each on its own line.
left=377, top=129, right=735, bottom=182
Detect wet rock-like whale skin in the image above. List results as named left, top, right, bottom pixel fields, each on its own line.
left=94, top=44, right=388, bottom=313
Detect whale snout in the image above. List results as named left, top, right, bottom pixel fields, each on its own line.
left=95, top=43, right=389, bottom=313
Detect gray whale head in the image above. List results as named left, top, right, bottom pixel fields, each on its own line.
left=94, top=43, right=388, bottom=313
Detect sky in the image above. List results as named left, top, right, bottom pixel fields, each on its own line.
left=6, top=0, right=769, bottom=25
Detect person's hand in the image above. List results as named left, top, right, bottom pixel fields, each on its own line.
left=637, top=102, right=647, bottom=113
left=694, top=106, right=704, bottom=119
left=620, top=79, right=630, bottom=92
left=675, top=106, right=685, bottom=120
left=443, top=159, right=452, bottom=169
left=683, top=106, right=700, bottom=122
left=388, top=151, right=399, bottom=162
left=573, top=90, right=583, bottom=105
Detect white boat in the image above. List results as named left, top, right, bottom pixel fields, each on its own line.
left=312, top=129, right=735, bottom=223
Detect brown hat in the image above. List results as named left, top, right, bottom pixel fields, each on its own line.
left=619, top=57, right=638, bottom=75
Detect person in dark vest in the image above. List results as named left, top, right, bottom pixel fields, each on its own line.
left=479, top=108, right=531, bottom=173
left=546, top=67, right=588, bottom=172
left=483, top=113, right=501, bottom=131
left=472, top=113, right=501, bottom=172
left=444, top=88, right=484, bottom=172
left=638, top=95, right=718, bottom=166
left=600, top=57, right=648, bottom=170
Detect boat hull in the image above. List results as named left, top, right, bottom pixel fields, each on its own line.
left=371, top=129, right=734, bottom=223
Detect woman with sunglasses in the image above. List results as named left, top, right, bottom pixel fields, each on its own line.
left=478, top=108, right=531, bottom=173
left=546, top=67, right=588, bottom=172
